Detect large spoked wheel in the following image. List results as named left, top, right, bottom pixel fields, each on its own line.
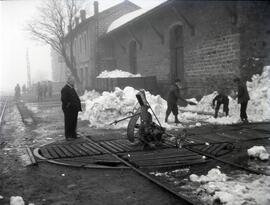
left=127, top=108, right=141, bottom=142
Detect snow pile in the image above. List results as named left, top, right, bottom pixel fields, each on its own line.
left=190, top=169, right=270, bottom=205
left=183, top=65, right=270, bottom=124
left=80, top=90, right=100, bottom=101
left=247, top=146, right=269, bottom=160
left=190, top=168, right=227, bottom=183
left=246, top=65, right=270, bottom=121
left=79, top=86, right=177, bottom=129
left=10, top=196, right=25, bottom=205
left=107, top=0, right=167, bottom=33
left=97, top=69, right=141, bottom=78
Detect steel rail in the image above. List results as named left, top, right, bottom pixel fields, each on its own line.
left=184, top=146, right=269, bottom=176
left=0, top=98, right=8, bottom=126
left=85, top=137, right=196, bottom=205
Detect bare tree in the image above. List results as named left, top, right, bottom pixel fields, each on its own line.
left=27, top=0, right=82, bottom=83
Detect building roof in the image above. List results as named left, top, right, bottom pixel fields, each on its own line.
left=106, top=0, right=169, bottom=34
left=66, top=0, right=140, bottom=38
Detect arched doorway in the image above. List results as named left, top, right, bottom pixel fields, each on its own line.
left=129, top=40, right=137, bottom=74
left=169, top=25, right=184, bottom=83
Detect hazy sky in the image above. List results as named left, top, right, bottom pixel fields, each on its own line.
left=0, top=0, right=165, bottom=94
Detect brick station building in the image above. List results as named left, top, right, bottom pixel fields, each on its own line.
left=59, top=0, right=270, bottom=98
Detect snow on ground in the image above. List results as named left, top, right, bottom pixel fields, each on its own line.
left=97, top=69, right=142, bottom=78
left=189, top=168, right=270, bottom=205
left=79, top=86, right=181, bottom=129
left=247, top=146, right=269, bottom=160
left=10, top=196, right=25, bottom=205
left=80, top=66, right=270, bottom=128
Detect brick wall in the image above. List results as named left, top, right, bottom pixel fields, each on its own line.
left=104, top=1, right=244, bottom=98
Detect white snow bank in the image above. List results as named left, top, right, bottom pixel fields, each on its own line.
left=183, top=65, right=270, bottom=124
left=79, top=86, right=181, bottom=129
left=97, top=69, right=141, bottom=78
left=107, top=1, right=167, bottom=33
left=190, top=168, right=227, bottom=183
left=10, top=196, right=25, bottom=205
left=247, top=146, right=269, bottom=160
left=190, top=169, right=270, bottom=205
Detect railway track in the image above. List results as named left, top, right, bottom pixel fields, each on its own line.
left=0, top=97, right=8, bottom=127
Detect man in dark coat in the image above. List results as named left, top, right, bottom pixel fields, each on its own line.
left=233, top=77, right=250, bottom=123
left=165, top=79, right=184, bottom=123
left=212, top=90, right=229, bottom=118
left=61, top=76, right=82, bottom=140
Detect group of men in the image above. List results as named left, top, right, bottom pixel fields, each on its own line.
left=37, top=81, right=53, bottom=101
left=165, top=78, right=250, bottom=124
left=61, top=76, right=250, bottom=141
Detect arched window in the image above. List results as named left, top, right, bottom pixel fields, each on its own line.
left=129, top=40, right=137, bottom=74
left=169, top=24, right=184, bottom=83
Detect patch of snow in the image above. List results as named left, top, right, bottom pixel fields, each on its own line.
left=247, top=146, right=269, bottom=160
left=107, top=1, right=167, bottom=33
left=0, top=195, right=3, bottom=199
left=10, top=196, right=25, bottom=205
left=189, top=169, right=270, bottom=205
left=97, top=69, right=142, bottom=78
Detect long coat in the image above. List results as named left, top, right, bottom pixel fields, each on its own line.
left=61, top=84, right=82, bottom=112
left=61, top=84, right=82, bottom=138
left=237, top=82, right=250, bottom=104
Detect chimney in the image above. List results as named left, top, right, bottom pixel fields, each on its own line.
left=80, top=10, right=86, bottom=22
left=75, top=17, right=79, bottom=27
left=94, top=1, right=99, bottom=16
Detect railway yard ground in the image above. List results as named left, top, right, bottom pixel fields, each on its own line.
left=0, top=95, right=269, bottom=205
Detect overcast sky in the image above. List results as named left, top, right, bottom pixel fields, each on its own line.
left=0, top=0, right=165, bottom=94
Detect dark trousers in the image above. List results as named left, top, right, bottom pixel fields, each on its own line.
left=240, top=101, right=248, bottom=121
left=214, top=102, right=229, bottom=118
left=166, top=102, right=178, bottom=117
left=64, top=110, right=78, bottom=138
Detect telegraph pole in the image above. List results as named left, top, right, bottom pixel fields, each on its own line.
left=26, top=49, right=31, bottom=88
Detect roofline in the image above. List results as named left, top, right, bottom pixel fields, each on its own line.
left=66, top=0, right=140, bottom=39
left=102, top=0, right=173, bottom=37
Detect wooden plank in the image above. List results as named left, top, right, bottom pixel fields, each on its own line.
left=82, top=143, right=101, bottom=155
left=62, top=145, right=81, bottom=157
left=111, top=140, right=132, bottom=151
left=211, top=143, right=230, bottom=156
left=206, top=143, right=221, bottom=154
left=76, top=143, right=95, bottom=155
left=26, top=146, right=37, bottom=165
left=46, top=146, right=60, bottom=158
left=51, top=146, right=66, bottom=158
left=57, top=145, right=73, bottom=158
left=69, top=144, right=88, bottom=156
left=125, top=152, right=198, bottom=161
left=132, top=154, right=202, bottom=164
left=85, top=142, right=108, bottom=154
left=136, top=158, right=206, bottom=167
left=106, top=141, right=125, bottom=152
left=99, top=142, right=118, bottom=153
left=40, top=148, right=53, bottom=160
left=144, top=160, right=207, bottom=168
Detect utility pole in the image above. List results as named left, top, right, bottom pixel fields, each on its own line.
left=26, top=49, right=31, bottom=88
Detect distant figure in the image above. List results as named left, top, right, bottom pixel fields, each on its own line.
left=14, top=84, right=21, bottom=99
left=48, top=81, right=53, bottom=97
left=61, top=76, right=82, bottom=140
left=233, top=77, right=250, bottom=123
left=165, top=79, right=184, bottom=123
left=42, top=82, right=48, bottom=98
left=37, top=82, right=42, bottom=101
left=212, top=90, right=229, bottom=118
left=22, top=84, right=26, bottom=95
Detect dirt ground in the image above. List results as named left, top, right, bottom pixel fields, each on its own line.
left=0, top=99, right=183, bottom=205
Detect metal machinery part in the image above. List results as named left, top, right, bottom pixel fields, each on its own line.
left=127, top=90, right=165, bottom=148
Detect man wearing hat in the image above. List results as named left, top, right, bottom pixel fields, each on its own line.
left=61, top=76, right=82, bottom=140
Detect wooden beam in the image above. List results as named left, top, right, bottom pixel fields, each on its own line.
left=127, top=26, right=142, bottom=49
left=170, top=6, right=195, bottom=35
left=147, top=20, right=164, bottom=44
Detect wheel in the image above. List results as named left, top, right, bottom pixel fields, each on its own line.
left=127, top=108, right=141, bottom=142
